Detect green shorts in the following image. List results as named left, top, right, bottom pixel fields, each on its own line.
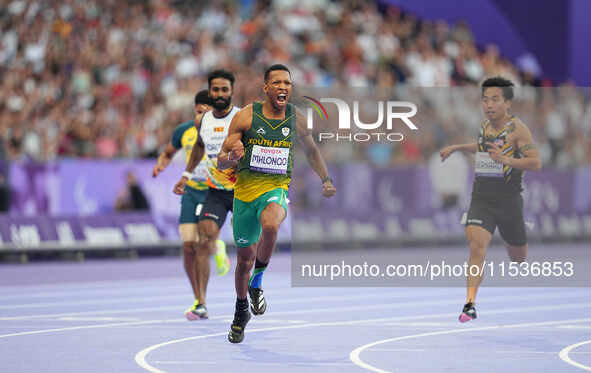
left=232, top=188, right=288, bottom=247
left=179, top=186, right=207, bottom=224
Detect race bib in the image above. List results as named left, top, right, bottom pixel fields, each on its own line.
left=249, top=145, right=290, bottom=174
left=475, top=152, right=503, bottom=177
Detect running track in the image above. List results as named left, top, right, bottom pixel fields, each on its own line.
left=1, top=246, right=590, bottom=373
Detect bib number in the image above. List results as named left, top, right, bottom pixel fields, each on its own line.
left=249, top=145, right=290, bottom=174
left=475, top=152, right=503, bottom=177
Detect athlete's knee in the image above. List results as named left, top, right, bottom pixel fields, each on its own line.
left=237, top=257, right=255, bottom=272
left=261, top=222, right=280, bottom=237
left=198, top=231, right=215, bottom=246
left=507, top=244, right=527, bottom=262
left=182, top=241, right=196, bottom=255
left=198, top=222, right=219, bottom=250
left=196, top=244, right=211, bottom=258
left=468, top=239, right=488, bottom=259
left=469, top=246, right=487, bottom=260
left=236, top=247, right=255, bottom=272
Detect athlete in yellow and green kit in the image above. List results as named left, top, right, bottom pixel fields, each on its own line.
left=218, top=64, right=336, bottom=343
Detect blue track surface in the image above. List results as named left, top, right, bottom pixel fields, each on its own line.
left=1, top=250, right=590, bottom=373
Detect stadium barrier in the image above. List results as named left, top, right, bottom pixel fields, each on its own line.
left=0, top=160, right=589, bottom=258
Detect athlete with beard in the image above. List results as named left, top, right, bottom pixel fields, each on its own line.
left=153, top=90, right=230, bottom=321
left=174, top=70, right=240, bottom=319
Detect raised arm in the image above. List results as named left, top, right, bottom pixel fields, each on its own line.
left=295, top=107, right=335, bottom=197
left=217, top=105, right=252, bottom=170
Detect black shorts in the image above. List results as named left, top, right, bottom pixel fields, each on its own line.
left=199, top=188, right=234, bottom=228
left=465, top=193, right=527, bottom=246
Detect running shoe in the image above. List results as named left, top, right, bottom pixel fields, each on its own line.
left=186, top=303, right=208, bottom=320
left=228, top=307, right=251, bottom=343
left=184, top=300, right=199, bottom=320
left=459, top=302, right=477, bottom=323
left=248, top=286, right=267, bottom=315
left=214, top=240, right=230, bottom=276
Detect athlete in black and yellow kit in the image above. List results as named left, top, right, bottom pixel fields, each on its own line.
left=152, top=90, right=230, bottom=321
left=217, top=64, right=336, bottom=343
left=440, top=77, right=542, bottom=322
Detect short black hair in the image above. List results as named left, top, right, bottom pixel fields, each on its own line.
left=482, top=76, right=514, bottom=101
left=194, top=90, right=211, bottom=106
left=207, top=69, right=235, bottom=88
left=264, top=64, right=291, bottom=82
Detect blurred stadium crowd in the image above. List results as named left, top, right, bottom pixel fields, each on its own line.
left=0, top=0, right=589, bottom=165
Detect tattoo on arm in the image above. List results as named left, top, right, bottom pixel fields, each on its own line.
left=519, top=143, right=537, bottom=153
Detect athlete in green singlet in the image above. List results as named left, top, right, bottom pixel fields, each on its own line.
left=218, top=64, right=336, bottom=343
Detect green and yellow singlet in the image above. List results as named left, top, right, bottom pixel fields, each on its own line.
left=234, top=102, right=296, bottom=202
left=171, top=120, right=208, bottom=191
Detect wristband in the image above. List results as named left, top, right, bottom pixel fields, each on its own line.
left=182, top=171, right=192, bottom=179
left=322, top=176, right=333, bottom=184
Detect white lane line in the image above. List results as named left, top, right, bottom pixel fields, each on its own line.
left=0, top=319, right=185, bottom=338
left=2, top=295, right=591, bottom=342
left=1, top=285, right=581, bottom=312
left=379, top=322, right=454, bottom=327
left=0, top=278, right=185, bottom=293
left=0, top=289, right=585, bottom=321
left=0, top=283, right=385, bottom=299
left=134, top=318, right=429, bottom=373
left=152, top=361, right=217, bottom=365
left=289, top=362, right=352, bottom=366
left=0, top=285, right=452, bottom=309
left=350, top=318, right=591, bottom=373
left=499, top=351, right=591, bottom=354
left=3, top=297, right=591, bottom=339
left=151, top=361, right=352, bottom=366
left=367, top=349, right=591, bottom=354
left=136, top=316, right=591, bottom=373
left=0, top=291, right=423, bottom=320
left=57, top=317, right=140, bottom=322
left=559, top=340, right=591, bottom=371
left=0, top=286, right=195, bottom=300
left=0, top=280, right=403, bottom=299
left=0, top=294, right=198, bottom=310
left=0, top=285, right=565, bottom=302
left=0, top=307, right=397, bottom=339
left=2, top=302, right=431, bottom=339
left=0, top=306, right=189, bottom=321
left=366, top=349, right=426, bottom=352
left=0, top=288, right=442, bottom=314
